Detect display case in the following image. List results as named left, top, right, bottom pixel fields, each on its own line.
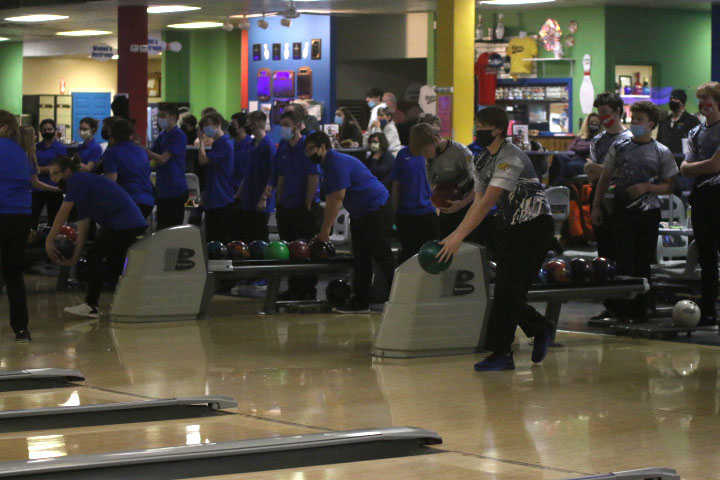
left=495, top=78, right=572, bottom=134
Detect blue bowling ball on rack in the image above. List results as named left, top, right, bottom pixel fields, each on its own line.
left=249, top=240, right=269, bottom=260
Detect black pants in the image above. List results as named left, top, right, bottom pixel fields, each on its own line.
left=608, top=207, right=660, bottom=319
left=157, top=191, right=188, bottom=230
left=0, top=215, right=31, bottom=333
left=138, top=204, right=154, bottom=220
left=349, top=202, right=396, bottom=309
left=204, top=205, right=233, bottom=244
left=277, top=203, right=322, bottom=296
left=31, top=191, right=64, bottom=230
left=590, top=185, right=614, bottom=259
left=689, top=186, right=720, bottom=318
left=86, top=226, right=145, bottom=307
left=233, top=209, right=270, bottom=244
left=484, top=215, right=554, bottom=354
left=395, top=213, right=436, bottom=265
left=435, top=205, right=501, bottom=259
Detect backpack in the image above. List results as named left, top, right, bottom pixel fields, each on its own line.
left=561, top=183, right=595, bottom=245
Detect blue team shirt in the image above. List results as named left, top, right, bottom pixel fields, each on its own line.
left=151, top=126, right=188, bottom=199
left=76, top=138, right=102, bottom=166
left=389, top=147, right=435, bottom=216
left=240, top=135, right=277, bottom=213
left=35, top=140, right=67, bottom=188
left=0, top=138, right=32, bottom=215
left=467, top=139, right=486, bottom=156
left=64, top=172, right=147, bottom=231
left=276, top=136, right=320, bottom=209
left=322, top=149, right=388, bottom=218
left=232, top=135, right=254, bottom=191
left=203, top=134, right=235, bottom=210
left=102, top=141, right=155, bottom=207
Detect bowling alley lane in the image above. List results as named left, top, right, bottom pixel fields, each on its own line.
left=0, top=386, right=144, bottom=412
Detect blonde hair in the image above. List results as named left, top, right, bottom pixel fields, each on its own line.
left=19, top=125, right=39, bottom=169
left=0, top=110, right=20, bottom=143
left=578, top=113, right=601, bottom=140
left=409, top=123, right=440, bottom=156
left=696, top=82, right=720, bottom=103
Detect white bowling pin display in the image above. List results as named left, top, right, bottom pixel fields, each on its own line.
left=580, top=54, right=595, bottom=114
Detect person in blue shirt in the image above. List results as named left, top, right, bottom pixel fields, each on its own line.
left=275, top=110, right=322, bottom=301
left=306, top=131, right=396, bottom=313
left=235, top=110, right=276, bottom=243
left=198, top=112, right=235, bottom=243
left=45, top=155, right=147, bottom=319
left=103, top=118, right=155, bottom=219
left=229, top=112, right=254, bottom=241
left=144, top=103, right=189, bottom=230
left=33, top=118, right=67, bottom=229
left=76, top=117, right=102, bottom=172
left=390, top=146, right=437, bottom=264
left=0, top=111, right=33, bottom=342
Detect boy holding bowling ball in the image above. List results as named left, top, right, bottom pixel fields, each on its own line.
left=436, top=106, right=554, bottom=371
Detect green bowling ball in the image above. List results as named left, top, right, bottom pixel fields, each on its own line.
left=418, top=240, right=451, bottom=274
left=265, top=241, right=290, bottom=260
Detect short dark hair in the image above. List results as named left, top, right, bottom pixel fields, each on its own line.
left=50, top=154, right=82, bottom=172
left=368, top=132, right=389, bottom=152
left=231, top=112, right=247, bottom=125
left=158, top=102, right=179, bottom=118
left=366, top=86, right=383, bottom=99
left=247, top=110, right=266, bottom=125
left=182, top=114, right=197, bottom=127
left=39, top=118, right=56, bottom=130
left=670, top=89, right=688, bottom=105
left=110, top=118, right=136, bottom=143
left=593, top=92, right=624, bottom=112
left=280, top=109, right=302, bottom=125
left=475, top=106, right=509, bottom=138
left=201, top=112, right=224, bottom=127
left=630, top=100, right=660, bottom=126
left=79, top=117, right=98, bottom=131
left=306, top=131, right=332, bottom=150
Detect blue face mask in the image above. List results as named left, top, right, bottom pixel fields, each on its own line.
left=157, top=118, right=170, bottom=130
left=630, top=124, right=649, bottom=137
left=368, top=100, right=377, bottom=108
left=334, top=115, right=344, bottom=126
left=380, top=119, right=388, bottom=129
left=280, top=126, right=294, bottom=141
left=203, top=126, right=217, bottom=137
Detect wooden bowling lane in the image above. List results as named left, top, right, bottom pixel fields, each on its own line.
left=0, top=387, right=143, bottom=412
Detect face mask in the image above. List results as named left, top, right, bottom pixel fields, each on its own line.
left=669, top=100, right=682, bottom=113
left=368, top=100, right=377, bottom=109
left=334, top=115, right=344, bottom=126
left=630, top=124, right=649, bottom=137
left=476, top=129, right=496, bottom=147
left=41, top=131, right=55, bottom=142
left=599, top=114, right=615, bottom=128
left=157, top=118, right=170, bottom=130
left=203, top=126, right=217, bottom=137
left=308, top=147, right=323, bottom=164
left=243, top=124, right=254, bottom=135
left=699, top=102, right=715, bottom=117
left=588, top=125, right=600, bottom=134
left=101, top=129, right=110, bottom=141
left=380, top=119, right=388, bottom=129
left=280, top=126, right=294, bottom=141
left=79, top=129, right=93, bottom=141
left=369, top=142, right=381, bottom=152
left=228, top=124, right=239, bottom=138
left=56, top=178, right=67, bottom=191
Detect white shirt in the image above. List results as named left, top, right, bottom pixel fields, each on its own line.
left=365, top=121, right=402, bottom=156
left=367, top=102, right=387, bottom=131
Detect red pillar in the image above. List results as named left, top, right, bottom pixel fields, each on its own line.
left=241, top=29, right=249, bottom=110
left=117, top=5, right=148, bottom=143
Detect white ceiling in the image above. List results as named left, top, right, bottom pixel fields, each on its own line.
left=0, top=0, right=711, bottom=41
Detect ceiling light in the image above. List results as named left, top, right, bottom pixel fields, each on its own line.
left=5, top=14, right=68, bottom=22
left=0, top=37, right=8, bottom=41
left=167, top=22, right=223, bottom=29
left=479, top=0, right=555, bottom=4
left=147, top=5, right=201, bottom=14
left=237, top=13, right=277, bottom=18
left=56, top=30, right=112, bottom=37
left=257, top=18, right=269, bottom=29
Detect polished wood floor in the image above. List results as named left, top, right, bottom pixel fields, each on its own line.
left=0, top=275, right=716, bottom=479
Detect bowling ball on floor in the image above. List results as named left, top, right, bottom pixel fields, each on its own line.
left=227, top=241, right=250, bottom=261
left=266, top=241, right=290, bottom=260
left=207, top=241, right=228, bottom=260
left=249, top=240, right=269, bottom=259
left=431, top=181, right=470, bottom=209
left=570, top=257, right=594, bottom=283
left=309, top=239, right=335, bottom=260
left=326, top=279, right=352, bottom=306
left=36, top=225, right=52, bottom=246
left=59, top=224, right=78, bottom=242
left=54, top=234, right=75, bottom=260
left=542, top=258, right=571, bottom=283
left=289, top=240, right=311, bottom=260
left=418, top=240, right=451, bottom=274
left=592, top=257, right=616, bottom=282
left=672, top=300, right=701, bottom=328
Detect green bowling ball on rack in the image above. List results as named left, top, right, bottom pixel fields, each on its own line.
left=265, top=241, right=290, bottom=261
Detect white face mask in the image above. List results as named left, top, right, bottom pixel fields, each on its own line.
left=369, top=142, right=381, bottom=152
left=79, top=129, right=93, bottom=141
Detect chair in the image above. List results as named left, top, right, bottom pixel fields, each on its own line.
left=329, top=208, right=351, bottom=245
left=545, top=186, right=570, bottom=235
left=184, top=173, right=201, bottom=226
left=659, top=194, right=686, bottom=226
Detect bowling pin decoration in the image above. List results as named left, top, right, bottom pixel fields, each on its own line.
left=580, top=54, right=595, bottom=114
left=263, top=43, right=270, bottom=60
left=495, top=13, right=505, bottom=40
left=283, top=43, right=290, bottom=60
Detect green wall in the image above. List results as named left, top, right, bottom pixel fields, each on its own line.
left=0, top=42, right=23, bottom=113
left=478, top=7, right=606, bottom=132
left=605, top=7, right=711, bottom=109
left=162, top=31, right=191, bottom=103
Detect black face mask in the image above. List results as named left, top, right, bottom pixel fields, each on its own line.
left=588, top=125, right=600, bottom=134
left=476, top=129, right=496, bottom=148
left=101, top=129, right=110, bottom=141
left=41, top=131, right=55, bottom=142
left=56, top=178, right=67, bottom=191
left=309, top=152, right=322, bottom=164
left=243, top=124, right=254, bottom=136
left=669, top=100, right=682, bottom=113
left=228, top=124, right=239, bottom=138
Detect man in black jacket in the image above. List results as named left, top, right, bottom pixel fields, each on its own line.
left=657, top=89, right=700, bottom=158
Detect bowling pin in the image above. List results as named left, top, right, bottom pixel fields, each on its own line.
left=580, top=54, right=595, bottom=114
left=263, top=43, right=270, bottom=60
left=283, top=43, right=290, bottom=60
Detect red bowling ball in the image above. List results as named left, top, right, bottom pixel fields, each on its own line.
left=288, top=240, right=311, bottom=260
left=309, top=239, right=335, bottom=260
left=227, top=241, right=250, bottom=261
left=59, top=225, right=78, bottom=242
left=542, top=258, right=571, bottom=283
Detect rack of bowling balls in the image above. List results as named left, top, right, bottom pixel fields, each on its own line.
left=536, top=257, right=617, bottom=285
left=207, top=238, right=339, bottom=263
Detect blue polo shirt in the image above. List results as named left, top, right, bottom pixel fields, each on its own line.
left=0, top=138, right=32, bottom=215
left=76, top=138, right=102, bottom=166
left=203, top=134, right=235, bottom=211
left=151, top=126, right=188, bottom=199
left=232, top=135, right=254, bottom=191
left=35, top=140, right=67, bottom=188
left=467, top=139, right=486, bottom=157
left=64, top=172, right=147, bottom=231
left=240, top=135, right=277, bottom=213
left=322, top=149, right=388, bottom=219
left=102, top=141, right=155, bottom=207
left=276, top=135, right=320, bottom=209
left=390, top=147, right=435, bottom=216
